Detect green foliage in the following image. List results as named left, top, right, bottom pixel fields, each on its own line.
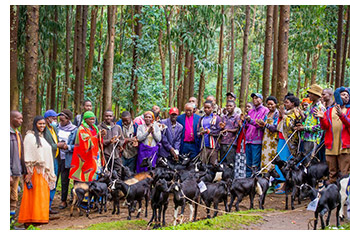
left=84, top=219, right=148, bottom=230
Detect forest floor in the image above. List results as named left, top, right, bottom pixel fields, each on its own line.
left=34, top=190, right=350, bottom=230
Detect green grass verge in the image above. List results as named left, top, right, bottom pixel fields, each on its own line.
left=82, top=220, right=149, bottom=230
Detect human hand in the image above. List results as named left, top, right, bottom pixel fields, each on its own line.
left=101, top=129, right=107, bottom=137
left=335, top=104, right=342, bottom=117
left=245, top=115, right=251, bottom=122
left=148, top=125, right=154, bottom=133
left=313, top=108, right=325, bottom=119
left=24, top=174, right=32, bottom=183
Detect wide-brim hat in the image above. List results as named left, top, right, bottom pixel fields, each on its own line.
left=307, top=84, right=323, bottom=98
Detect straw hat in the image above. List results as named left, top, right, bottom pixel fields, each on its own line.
left=307, top=84, right=323, bottom=98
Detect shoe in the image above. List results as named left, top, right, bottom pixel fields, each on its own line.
left=59, top=202, right=67, bottom=209
left=275, top=189, right=285, bottom=194
left=12, top=225, right=25, bottom=230
left=49, top=209, right=58, bottom=214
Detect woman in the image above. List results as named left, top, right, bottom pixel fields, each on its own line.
left=136, top=111, right=161, bottom=172
left=69, top=111, right=103, bottom=182
left=57, top=109, right=77, bottom=209
left=257, top=96, right=279, bottom=173
left=18, top=116, right=57, bottom=226
left=275, top=95, right=302, bottom=193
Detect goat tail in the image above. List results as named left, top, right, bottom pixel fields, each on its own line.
left=256, top=182, right=263, bottom=196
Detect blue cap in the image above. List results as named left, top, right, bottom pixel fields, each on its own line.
left=251, top=93, right=263, bottom=100
left=44, top=109, right=58, bottom=118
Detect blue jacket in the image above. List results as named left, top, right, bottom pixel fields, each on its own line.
left=159, top=118, right=183, bottom=158
left=64, top=129, right=77, bottom=168
left=176, top=113, right=201, bottom=155
left=116, top=119, right=138, bottom=136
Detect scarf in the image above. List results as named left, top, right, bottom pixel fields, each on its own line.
left=82, top=111, right=99, bottom=133
left=59, top=121, right=77, bottom=132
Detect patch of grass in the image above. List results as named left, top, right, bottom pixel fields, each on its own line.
left=160, top=211, right=263, bottom=230
left=83, top=219, right=149, bottom=230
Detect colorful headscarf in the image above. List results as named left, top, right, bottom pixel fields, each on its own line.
left=334, top=86, right=350, bottom=108
left=144, top=111, right=155, bottom=122
left=82, top=111, right=99, bottom=133
left=301, top=98, right=312, bottom=104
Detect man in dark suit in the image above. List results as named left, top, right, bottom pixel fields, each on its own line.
left=177, top=103, right=201, bottom=159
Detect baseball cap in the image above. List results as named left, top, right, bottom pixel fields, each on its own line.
left=44, top=109, right=58, bottom=119
left=169, top=107, right=179, bottom=115
left=251, top=93, right=263, bottom=100
left=226, top=92, right=236, bottom=99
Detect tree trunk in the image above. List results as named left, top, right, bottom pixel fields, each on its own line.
left=326, top=50, right=332, bottom=84
left=164, top=7, right=174, bottom=107
left=103, top=5, right=117, bottom=113
left=10, top=5, right=19, bottom=111
left=158, top=29, right=166, bottom=87
left=216, top=6, right=225, bottom=107
left=86, top=6, right=98, bottom=86
left=189, top=53, right=195, bottom=98
left=331, top=51, right=336, bottom=86
left=335, top=5, right=344, bottom=88
left=130, top=5, right=142, bottom=118
left=276, top=5, right=290, bottom=104
left=22, top=5, right=39, bottom=135
left=176, top=43, right=184, bottom=111
left=80, top=6, right=88, bottom=107
left=182, top=50, right=191, bottom=109
left=74, top=6, right=82, bottom=115
left=296, top=61, right=302, bottom=98
left=271, top=5, right=278, bottom=97
left=198, top=71, right=205, bottom=109
left=97, top=7, right=104, bottom=72
left=341, top=6, right=350, bottom=86
left=50, top=7, right=58, bottom=110
left=262, top=5, right=274, bottom=101
left=64, top=6, right=71, bottom=109
left=73, top=6, right=78, bottom=76
left=311, top=47, right=321, bottom=85
left=46, top=47, right=52, bottom=110
left=227, top=6, right=235, bottom=93
left=239, top=6, right=250, bottom=108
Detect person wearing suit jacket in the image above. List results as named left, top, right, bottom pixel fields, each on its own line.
left=177, top=102, right=201, bottom=159
left=159, top=108, right=183, bottom=162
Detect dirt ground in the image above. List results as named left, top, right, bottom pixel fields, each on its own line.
left=36, top=190, right=349, bottom=230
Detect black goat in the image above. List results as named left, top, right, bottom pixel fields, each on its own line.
left=305, top=159, right=329, bottom=188
left=200, top=180, right=230, bottom=218
left=88, top=181, right=108, bottom=215
left=112, top=178, right=151, bottom=220
left=169, top=177, right=200, bottom=225
left=148, top=178, right=170, bottom=228
left=300, top=183, right=341, bottom=230
left=257, top=168, right=280, bottom=210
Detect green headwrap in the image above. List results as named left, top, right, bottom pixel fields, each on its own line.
left=82, top=111, right=99, bottom=133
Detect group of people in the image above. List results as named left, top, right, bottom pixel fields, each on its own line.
left=10, top=84, right=350, bottom=228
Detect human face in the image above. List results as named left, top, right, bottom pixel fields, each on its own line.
left=185, top=105, right=194, bottom=117
left=302, top=102, right=309, bottom=111
left=121, top=116, right=131, bottom=126
left=144, top=114, right=153, bottom=125
left=204, top=103, right=213, bottom=116
left=189, top=97, right=198, bottom=108
left=284, top=99, right=294, bottom=110
left=170, top=113, right=178, bottom=123
left=266, top=100, right=277, bottom=113
left=151, top=106, right=160, bottom=117
left=84, top=101, right=93, bottom=111
left=59, top=115, right=70, bottom=127
left=252, top=96, right=262, bottom=107
left=245, top=103, right=253, bottom=113
left=45, top=116, right=56, bottom=125
left=85, top=117, right=95, bottom=127
left=340, top=91, right=349, bottom=105
left=206, top=96, right=216, bottom=105
left=104, top=111, right=114, bottom=125
left=308, top=92, right=319, bottom=102
left=36, top=119, right=46, bottom=133
left=226, top=102, right=234, bottom=114
left=11, top=112, right=23, bottom=129
left=322, top=90, right=331, bottom=102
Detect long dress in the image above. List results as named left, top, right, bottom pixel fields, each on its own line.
left=235, top=123, right=247, bottom=179
left=18, top=131, right=56, bottom=224
left=260, top=110, right=279, bottom=173
left=69, top=125, right=102, bottom=182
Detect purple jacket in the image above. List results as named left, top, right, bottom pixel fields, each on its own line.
left=246, top=104, right=269, bottom=144
left=159, top=118, right=183, bottom=158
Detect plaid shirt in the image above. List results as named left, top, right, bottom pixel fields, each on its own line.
left=301, top=101, right=326, bottom=144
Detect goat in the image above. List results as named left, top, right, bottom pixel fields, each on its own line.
left=338, top=174, right=350, bottom=221
left=300, top=183, right=341, bottom=230
left=70, top=181, right=91, bottom=217
left=200, top=180, right=230, bottom=218
left=257, top=168, right=280, bottom=210
left=88, top=181, right=108, bottom=215
left=169, top=177, right=200, bottom=225
left=112, top=178, right=151, bottom=220
left=305, top=159, right=329, bottom=188
left=148, top=178, right=170, bottom=228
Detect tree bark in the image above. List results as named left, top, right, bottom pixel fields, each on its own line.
left=271, top=5, right=279, bottom=97
left=164, top=6, right=174, bottom=107
left=331, top=51, right=336, bottom=86
left=335, top=5, right=344, bottom=88
left=216, top=6, right=225, bottom=107
left=182, top=50, right=191, bottom=109
left=227, top=6, right=235, bottom=93
left=262, top=5, right=274, bottom=101
left=73, top=6, right=78, bottom=76
left=189, top=53, right=195, bottom=99
left=10, top=5, right=19, bottom=111
left=239, top=6, right=250, bottom=108
left=276, top=5, right=290, bottom=104
left=80, top=6, right=88, bottom=107
left=341, top=6, right=350, bottom=86
left=64, top=6, right=71, bottom=109
left=102, top=5, right=117, bottom=113
left=97, top=7, right=104, bottom=72
left=158, top=29, right=166, bottom=87
left=50, top=7, right=58, bottom=110
left=86, top=6, right=98, bottom=86
left=326, top=50, right=332, bottom=84
left=74, top=6, right=82, bottom=115
left=176, top=43, right=184, bottom=111
left=22, top=5, right=39, bottom=135
left=198, top=71, right=205, bottom=109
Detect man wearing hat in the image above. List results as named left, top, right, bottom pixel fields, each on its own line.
left=226, top=92, right=242, bottom=115
left=244, top=93, right=269, bottom=177
left=43, top=109, right=67, bottom=214
left=159, top=107, right=183, bottom=162
left=294, top=84, right=326, bottom=164
left=57, top=109, right=77, bottom=209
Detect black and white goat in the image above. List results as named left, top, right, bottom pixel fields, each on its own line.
left=148, top=178, right=170, bottom=228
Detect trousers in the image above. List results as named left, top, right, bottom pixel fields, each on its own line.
left=246, top=143, right=262, bottom=177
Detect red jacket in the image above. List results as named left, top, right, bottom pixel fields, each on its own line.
left=320, top=107, right=350, bottom=150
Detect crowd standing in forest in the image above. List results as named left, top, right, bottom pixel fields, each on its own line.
left=10, top=84, right=350, bottom=229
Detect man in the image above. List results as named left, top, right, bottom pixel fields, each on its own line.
left=10, top=111, right=27, bottom=225
left=322, top=88, right=335, bottom=110
left=316, top=87, right=350, bottom=183
left=177, top=102, right=201, bottom=159
left=99, top=110, right=125, bottom=178
left=189, top=97, right=199, bottom=114
left=295, top=84, right=326, bottom=164
left=199, top=96, right=221, bottom=116
left=225, top=92, right=242, bottom=116
left=219, top=100, right=240, bottom=165
left=73, top=100, right=98, bottom=126
left=43, top=109, right=66, bottom=214
left=117, top=111, right=139, bottom=173
left=134, top=105, right=160, bottom=125
left=245, top=93, right=269, bottom=177
left=159, top=107, right=183, bottom=162
left=197, top=100, right=222, bottom=165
